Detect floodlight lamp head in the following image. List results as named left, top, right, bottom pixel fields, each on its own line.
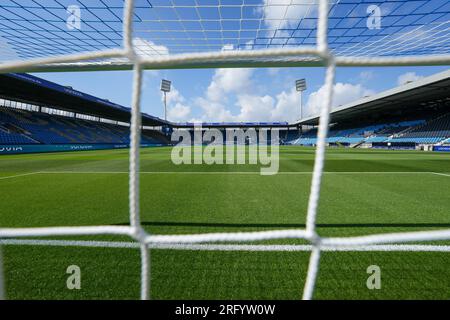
left=296, top=79, right=307, bottom=92
left=161, top=79, right=172, bottom=93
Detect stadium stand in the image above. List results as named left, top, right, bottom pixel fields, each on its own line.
left=287, top=115, right=450, bottom=147
left=388, top=113, right=450, bottom=144
left=283, top=130, right=302, bottom=143
left=286, top=70, right=450, bottom=150
left=3, top=102, right=449, bottom=150
left=0, top=70, right=448, bottom=152
left=0, top=107, right=168, bottom=146
left=0, top=72, right=171, bottom=152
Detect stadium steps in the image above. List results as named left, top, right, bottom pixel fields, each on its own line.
left=395, top=124, right=421, bottom=137
left=0, top=126, right=39, bottom=144
left=435, top=137, right=450, bottom=146
left=0, top=122, right=40, bottom=143
left=352, top=140, right=367, bottom=148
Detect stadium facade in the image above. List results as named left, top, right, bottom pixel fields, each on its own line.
left=0, top=70, right=449, bottom=155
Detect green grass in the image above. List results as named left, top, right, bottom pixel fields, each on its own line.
left=0, top=146, right=449, bottom=299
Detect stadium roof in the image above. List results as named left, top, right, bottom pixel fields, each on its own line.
left=173, top=122, right=289, bottom=129
left=0, top=73, right=170, bottom=126
left=298, top=69, right=450, bottom=126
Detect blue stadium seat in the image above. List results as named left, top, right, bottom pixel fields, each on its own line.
left=285, top=115, right=450, bottom=147
left=0, top=107, right=168, bottom=146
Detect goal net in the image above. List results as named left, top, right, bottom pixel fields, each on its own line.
left=0, top=0, right=449, bottom=300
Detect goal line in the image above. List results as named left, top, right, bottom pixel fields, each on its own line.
left=2, top=239, right=450, bottom=253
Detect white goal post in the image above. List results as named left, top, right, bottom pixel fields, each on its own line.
left=0, top=0, right=449, bottom=300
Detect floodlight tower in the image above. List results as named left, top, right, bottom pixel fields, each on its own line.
left=160, top=79, right=172, bottom=121
left=296, top=79, right=307, bottom=120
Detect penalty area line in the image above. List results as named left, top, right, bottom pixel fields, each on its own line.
left=0, top=172, right=41, bottom=181
left=1, top=239, right=450, bottom=252
left=430, top=172, right=450, bottom=177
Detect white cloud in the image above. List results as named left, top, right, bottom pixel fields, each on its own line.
left=260, top=0, right=314, bottom=35
left=397, top=72, right=424, bottom=86
left=142, top=70, right=161, bottom=90
left=153, top=69, right=256, bottom=123
left=196, top=97, right=234, bottom=122
left=271, top=88, right=301, bottom=122
left=162, top=87, right=185, bottom=105
left=224, top=87, right=301, bottom=123
left=161, top=86, right=191, bottom=121
left=166, top=68, right=375, bottom=124
left=193, top=68, right=280, bottom=122
left=243, top=40, right=255, bottom=50
left=206, top=68, right=254, bottom=102
left=235, top=94, right=276, bottom=122
left=168, top=103, right=191, bottom=121
left=304, top=82, right=374, bottom=117
left=193, top=69, right=302, bottom=123
left=133, top=38, right=169, bottom=57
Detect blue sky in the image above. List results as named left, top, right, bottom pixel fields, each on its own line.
left=34, top=65, right=449, bottom=123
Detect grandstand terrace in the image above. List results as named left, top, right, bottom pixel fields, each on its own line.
left=0, top=73, right=170, bottom=153
left=288, top=69, right=450, bottom=150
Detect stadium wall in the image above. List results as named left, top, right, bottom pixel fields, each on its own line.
left=0, top=143, right=163, bottom=155
left=433, top=146, right=450, bottom=152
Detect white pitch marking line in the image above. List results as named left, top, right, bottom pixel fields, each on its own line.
left=1, top=239, right=450, bottom=252
left=0, top=172, right=41, bottom=181
left=37, top=171, right=445, bottom=175
left=431, top=172, right=450, bottom=177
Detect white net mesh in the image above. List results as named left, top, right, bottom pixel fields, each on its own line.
left=0, top=0, right=449, bottom=300
left=1, top=0, right=449, bottom=71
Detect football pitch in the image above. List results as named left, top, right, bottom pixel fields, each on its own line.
left=0, top=146, right=449, bottom=300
